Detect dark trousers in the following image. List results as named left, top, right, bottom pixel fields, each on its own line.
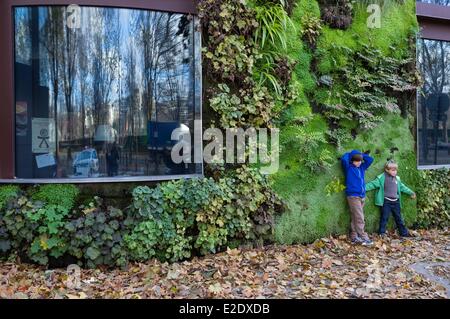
left=379, top=199, right=408, bottom=236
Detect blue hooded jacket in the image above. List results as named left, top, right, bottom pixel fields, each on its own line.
left=341, top=150, right=374, bottom=198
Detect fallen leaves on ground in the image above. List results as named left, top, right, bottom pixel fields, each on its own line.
left=0, top=229, right=448, bottom=299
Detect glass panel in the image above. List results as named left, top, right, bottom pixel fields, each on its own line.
left=417, top=0, right=450, bottom=6
left=14, top=6, right=201, bottom=179
left=417, top=38, right=450, bottom=166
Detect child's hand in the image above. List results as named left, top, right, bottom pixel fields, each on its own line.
left=411, top=193, right=416, bottom=199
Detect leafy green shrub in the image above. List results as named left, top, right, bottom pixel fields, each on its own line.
left=2, top=195, right=39, bottom=258
left=300, top=14, right=322, bottom=48
left=125, top=167, right=283, bottom=262
left=126, top=178, right=220, bottom=261
left=26, top=205, right=70, bottom=265
left=65, top=198, right=128, bottom=268
left=224, top=166, right=285, bottom=239
left=2, top=193, right=130, bottom=267
left=1, top=194, right=71, bottom=264
left=254, top=53, right=294, bottom=97
left=125, top=181, right=204, bottom=262
left=209, top=83, right=277, bottom=127
left=199, top=0, right=258, bottom=87
left=128, top=175, right=241, bottom=260
left=416, top=169, right=450, bottom=229
left=203, top=35, right=258, bottom=84
left=194, top=166, right=284, bottom=252
left=194, top=172, right=253, bottom=253
left=0, top=186, right=20, bottom=257
left=124, top=220, right=163, bottom=261
left=32, top=184, right=80, bottom=211
left=1, top=167, right=283, bottom=267
left=0, top=185, right=20, bottom=210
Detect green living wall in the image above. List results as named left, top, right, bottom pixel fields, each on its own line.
left=272, top=0, right=449, bottom=243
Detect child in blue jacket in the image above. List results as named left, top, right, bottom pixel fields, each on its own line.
left=341, top=150, right=374, bottom=245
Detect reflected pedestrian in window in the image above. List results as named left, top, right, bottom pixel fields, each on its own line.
left=107, top=142, right=120, bottom=177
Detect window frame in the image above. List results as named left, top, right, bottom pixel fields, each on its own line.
left=416, top=1, right=450, bottom=169
left=0, top=0, right=204, bottom=183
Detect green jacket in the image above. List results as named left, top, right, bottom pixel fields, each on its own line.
left=365, top=173, right=415, bottom=207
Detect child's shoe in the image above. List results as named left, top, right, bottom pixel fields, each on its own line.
left=361, top=238, right=374, bottom=246
left=400, top=232, right=416, bottom=240
left=401, top=233, right=412, bottom=237
left=351, top=237, right=364, bottom=244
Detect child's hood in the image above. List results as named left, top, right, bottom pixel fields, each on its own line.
left=349, top=150, right=363, bottom=157
left=346, top=150, right=363, bottom=165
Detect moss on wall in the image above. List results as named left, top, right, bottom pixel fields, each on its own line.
left=271, top=0, right=421, bottom=244
left=273, top=115, right=419, bottom=244
left=316, top=0, right=418, bottom=74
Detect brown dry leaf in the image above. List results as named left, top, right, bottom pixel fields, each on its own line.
left=242, top=287, right=253, bottom=298
left=333, top=260, right=344, bottom=266
left=321, top=258, right=332, bottom=268
left=275, top=255, right=287, bottom=271
left=208, top=282, right=223, bottom=295
left=226, top=247, right=241, bottom=257
left=329, top=281, right=339, bottom=289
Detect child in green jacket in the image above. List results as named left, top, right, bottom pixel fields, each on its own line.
left=365, top=160, right=416, bottom=237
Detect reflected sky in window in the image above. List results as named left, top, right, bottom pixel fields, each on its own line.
left=417, top=39, right=450, bottom=167
left=417, top=0, right=450, bottom=5
left=14, top=6, right=201, bottom=179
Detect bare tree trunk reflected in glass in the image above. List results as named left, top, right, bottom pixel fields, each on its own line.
left=14, top=5, right=200, bottom=179
left=418, top=38, right=450, bottom=166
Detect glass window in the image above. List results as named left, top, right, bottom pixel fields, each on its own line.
left=417, top=0, right=450, bottom=5
left=14, top=6, right=201, bottom=179
left=417, top=38, right=450, bottom=167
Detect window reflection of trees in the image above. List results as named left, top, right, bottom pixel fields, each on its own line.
left=418, top=39, right=450, bottom=166
left=418, top=0, right=450, bottom=6
left=15, top=6, right=196, bottom=178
